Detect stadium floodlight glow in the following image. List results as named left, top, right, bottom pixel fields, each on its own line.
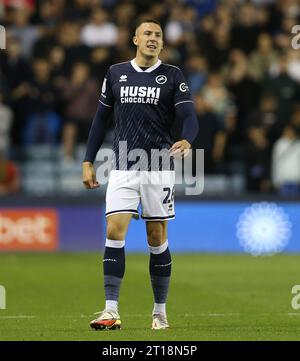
left=236, top=202, right=292, bottom=256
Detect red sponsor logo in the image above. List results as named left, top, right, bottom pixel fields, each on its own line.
left=0, top=209, right=58, bottom=251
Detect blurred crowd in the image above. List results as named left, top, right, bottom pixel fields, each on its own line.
left=1, top=0, right=300, bottom=195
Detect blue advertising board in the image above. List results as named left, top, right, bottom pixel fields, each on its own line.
left=1, top=201, right=299, bottom=253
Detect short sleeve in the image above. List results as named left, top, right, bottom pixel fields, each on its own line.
left=99, top=68, right=114, bottom=108
left=173, top=68, right=193, bottom=107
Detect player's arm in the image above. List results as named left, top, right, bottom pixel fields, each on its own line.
left=170, top=68, right=199, bottom=157
left=170, top=101, right=199, bottom=157
left=83, top=103, right=112, bottom=189
left=83, top=69, right=114, bottom=189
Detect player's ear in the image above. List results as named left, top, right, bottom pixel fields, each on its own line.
left=133, top=36, right=138, bottom=46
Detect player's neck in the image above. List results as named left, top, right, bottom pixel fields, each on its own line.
left=134, top=54, right=159, bottom=68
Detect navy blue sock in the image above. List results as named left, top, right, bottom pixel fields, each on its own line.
left=149, top=246, right=172, bottom=305
left=103, top=240, right=125, bottom=303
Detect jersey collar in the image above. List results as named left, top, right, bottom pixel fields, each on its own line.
left=130, top=58, right=162, bottom=73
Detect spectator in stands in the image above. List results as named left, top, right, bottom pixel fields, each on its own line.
left=80, top=7, right=118, bottom=47
left=185, top=0, right=217, bottom=18
left=264, top=54, right=300, bottom=122
left=23, top=58, right=61, bottom=145
left=63, top=0, right=92, bottom=23
left=223, top=49, right=260, bottom=141
left=111, top=26, right=135, bottom=64
left=8, top=7, right=41, bottom=59
left=214, top=3, right=232, bottom=28
left=157, top=46, right=182, bottom=74
left=201, top=72, right=236, bottom=134
left=205, top=22, right=231, bottom=71
left=248, top=93, right=282, bottom=143
left=36, top=0, right=61, bottom=29
left=49, top=45, right=68, bottom=88
left=114, top=2, right=137, bottom=28
left=90, top=46, right=112, bottom=81
left=290, top=107, right=300, bottom=131
left=57, top=22, right=90, bottom=67
left=0, top=36, right=30, bottom=94
left=0, top=36, right=30, bottom=145
left=248, top=33, right=278, bottom=82
left=0, top=151, right=20, bottom=195
left=255, top=5, right=272, bottom=33
left=272, top=123, right=300, bottom=195
left=230, top=3, right=261, bottom=54
left=0, top=92, right=13, bottom=153
left=61, top=62, right=99, bottom=161
left=245, top=94, right=280, bottom=192
left=192, top=94, right=227, bottom=174
left=164, top=5, right=186, bottom=47
left=185, top=53, right=207, bottom=95
left=286, top=49, right=300, bottom=83
left=196, top=14, right=214, bottom=57
left=274, top=15, right=297, bottom=51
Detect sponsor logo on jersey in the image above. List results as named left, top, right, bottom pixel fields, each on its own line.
left=155, top=75, right=167, bottom=84
left=179, top=82, right=189, bottom=92
left=119, top=75, right=127, bottom=82
left=120, top=86, right=161, bottom=104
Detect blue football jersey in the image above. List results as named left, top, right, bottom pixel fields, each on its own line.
left=99, top=59, right=193, bottom=170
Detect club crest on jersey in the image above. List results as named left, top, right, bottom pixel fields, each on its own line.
left=155, top=75, right=167, bottom=84
left=119, top=75, right=127, bottom=82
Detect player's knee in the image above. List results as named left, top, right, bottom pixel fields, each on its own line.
left=146, top=221, right=167, bottom=246
left=106, top=220, right=127, bottom=240
left=147, top=229, right=165, bottom=247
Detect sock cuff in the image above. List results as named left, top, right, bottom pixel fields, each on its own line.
left=105, top=239, right=125, bottom=248
left=153, top=302, right=166, bottom=316
left=149, top=240, right=168, bottom=255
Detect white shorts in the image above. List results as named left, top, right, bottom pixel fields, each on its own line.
left=105, top=170, right=175, bottom=221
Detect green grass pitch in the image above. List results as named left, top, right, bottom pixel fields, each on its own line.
left=0, top=253, right=300, bottom=341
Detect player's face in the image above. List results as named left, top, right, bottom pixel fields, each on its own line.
left=134, top=23, right=163, bottom=58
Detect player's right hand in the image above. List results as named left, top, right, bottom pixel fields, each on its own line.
left=82, top=162, right=100, bottom=189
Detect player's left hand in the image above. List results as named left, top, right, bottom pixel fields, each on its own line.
left=170, top=140, right=191, bottom=158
